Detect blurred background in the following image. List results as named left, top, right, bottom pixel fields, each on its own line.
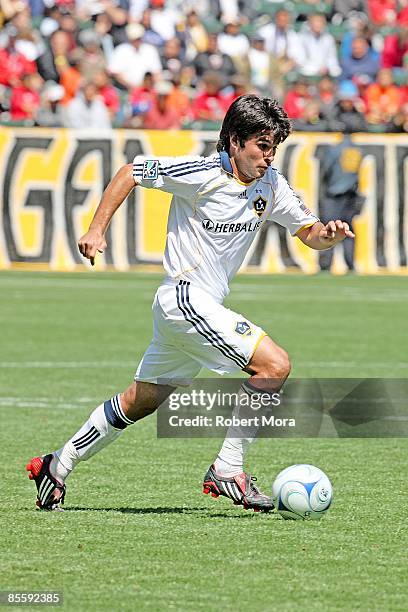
left=0, top=0, right=407, bottom=274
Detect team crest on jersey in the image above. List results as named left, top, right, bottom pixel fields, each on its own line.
left=253, top=196, right=267, bottom=217
left=235, top=321, right=251, bottom=336
left=142, top=159, right=159, bottom=180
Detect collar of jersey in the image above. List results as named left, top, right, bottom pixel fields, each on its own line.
left=219, top=151, right=255, bottom=186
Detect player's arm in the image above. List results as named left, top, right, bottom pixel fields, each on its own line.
left=78, top=164, right=137, bottom=265
left=296, top=220, right=355, bottom=251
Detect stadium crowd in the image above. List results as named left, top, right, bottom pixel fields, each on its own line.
left=0, top=0, right=407, bottom=131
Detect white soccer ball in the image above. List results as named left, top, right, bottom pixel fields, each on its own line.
left=272, top=464, right=332, bottom=520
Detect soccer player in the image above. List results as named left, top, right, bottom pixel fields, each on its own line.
left=27, top=95, right=354, bottom=511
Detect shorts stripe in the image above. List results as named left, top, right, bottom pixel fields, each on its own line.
left=176, top=281, right=247, bottom=369
left=176, top=283, right=242, bottom=368
left=178, top=282, right=245, bottom=368
left=183, top=282, right=247, bottom=368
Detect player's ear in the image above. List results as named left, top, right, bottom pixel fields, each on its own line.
left=229, top=134, right=239, bottom=151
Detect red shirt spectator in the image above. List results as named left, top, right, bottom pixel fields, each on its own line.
left=10, top=72, right=42, bottom=120
left=381, top=31, right=408, bottom=68
left=142, top=82, right=182, bottom=129
left=0, top=48, right=36, bottom=87
left=191, top=72, right=230, bottom=122
left=397, top=6, right=408, bottom=26
left=130, top=72, right=157, bottom=116
left=367, top=0, right=397, bottom=26
left=283, top=79, right=312, bottom=119
left=93, top=70, right=120, bottom=118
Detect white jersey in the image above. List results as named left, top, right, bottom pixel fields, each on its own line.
left=132, top=152, right=318, bottom=302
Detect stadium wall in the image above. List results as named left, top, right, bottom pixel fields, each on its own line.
left=0, top=128, right=407, bottom=274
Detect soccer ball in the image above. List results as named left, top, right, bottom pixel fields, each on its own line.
left=272, top=464, right=332, bottom=520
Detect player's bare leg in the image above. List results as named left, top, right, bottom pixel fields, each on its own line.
left=120, top=381, right=174, bottom=421
left=204, top=336, right=291, bottom=511
left=26, top=380, right=173, bottom=510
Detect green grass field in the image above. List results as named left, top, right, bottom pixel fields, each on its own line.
left=0, top=271, right=407, bottom=611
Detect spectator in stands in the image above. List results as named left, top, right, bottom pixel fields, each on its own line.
left=184, top=10, right=208, bottom=60
left=142, top=80, right=183, bottom=129
left=392, top=100, right=408, bottom=132
left=160, top=37, right=185, bottom=80
left=149, top=0, right=182, bottom=42
left=56, top=9, right=78, bottom=51
left=140, top=8, right=165, bottom=48
left=224, top=74, right=249, bottom=107
left=398, top=3, right=408, bottom=26
left=0, top=25, right=36, bottom=87
left=192, top=32, right=237, bottom=88
left=76, top=30, right=106, bottom=82
left=292, top=100, right=330, bottom=132
left=108, top=23, right=162, bottom=89
left=9, top=71, right=42, bottom=122
left=36, top=81, right=65, bottom=127
left=9, top=7, right=43, bottom=62
left=59, top=51, right=82, bottom=106
left=332, top=0, right=367, bottom=22
left=328, top=80, right=367, bottom=132
left=246, top=34, right=272, bottom=95
left=37, top=29, right=71, bottom=84
left=128, top=71, right=157, bottom=126
left=79, top=0, right=128, bottom=46
left=217, top=20, right=250, bottom=66
left=367, top=0, right=397, bottom=26
left=92, top=69, right=120, bottom=121
left=364, top=68, right=403, bottom=126
left=340, top=13, right=379, bottom=62
left=283, top=77, right=312, bottom=119
left=318, top=76, right=338, bottom=121
left=61, top=82, right=111, bottom=129
left=166, top=72, right=192, bottom=121
left=259, top=8, right=302, bottom=69
left=190, top=70, right=230, bottom=122
left=381, top=28, right=408, bottom=71
left=341, top=36, right=380, bottom=84
left=298, top=14, right=342, bottom=78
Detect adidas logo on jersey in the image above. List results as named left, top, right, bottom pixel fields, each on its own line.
left=202, top=218, right=262, bottom=233
left=238, top=190, right=247, bottom=199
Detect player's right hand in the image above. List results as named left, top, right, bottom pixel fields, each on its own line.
left=78, top=230, right=107, bottom=266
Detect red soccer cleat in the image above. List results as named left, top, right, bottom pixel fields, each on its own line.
left=26, top=454, right=66, bottom=511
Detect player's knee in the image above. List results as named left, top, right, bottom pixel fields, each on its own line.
left=259, top=348, right=291, bottom=380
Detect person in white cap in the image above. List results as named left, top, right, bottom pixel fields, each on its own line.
left=108, top=23, right=162, bottom=89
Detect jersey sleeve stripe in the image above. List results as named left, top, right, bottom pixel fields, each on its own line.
left=162, top=157, right=219, bottom=172
left=163, top=163, right=220, bottom=178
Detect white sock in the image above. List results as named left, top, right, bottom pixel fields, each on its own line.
left=214, top=383, right=261, bottom=477
left=50, top=394, right=133, bottom=482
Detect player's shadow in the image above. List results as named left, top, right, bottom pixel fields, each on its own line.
left=66, top=506, right=273, bottom=518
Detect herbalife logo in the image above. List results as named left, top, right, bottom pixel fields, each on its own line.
left=202, top=218, right=262, bottom=234
left=202, top=219, right=214, bottom=230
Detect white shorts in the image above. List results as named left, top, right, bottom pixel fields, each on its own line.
left=135, top=280, right=266, bottom=386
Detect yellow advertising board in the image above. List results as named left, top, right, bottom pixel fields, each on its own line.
left=0, top=128, right=407, bottom=273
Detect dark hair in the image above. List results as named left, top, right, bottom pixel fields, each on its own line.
left=216, top=95, right=292, bottom=153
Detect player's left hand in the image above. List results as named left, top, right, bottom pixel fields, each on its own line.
left=319, top=220, right=355, bottom=245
